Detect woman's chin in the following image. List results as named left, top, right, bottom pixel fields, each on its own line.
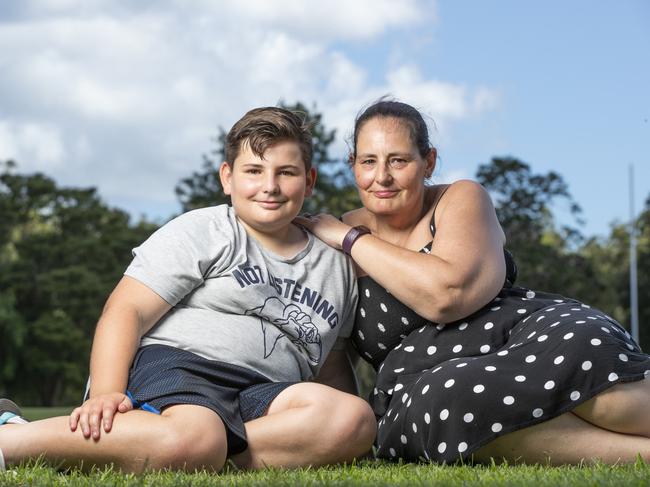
left=363, top=199, right=402, bottom=215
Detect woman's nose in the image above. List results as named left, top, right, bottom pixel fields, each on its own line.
left=375, top=161, right=393, bottom=185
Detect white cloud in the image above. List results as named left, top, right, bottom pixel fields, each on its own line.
left=318, top=64, right=501, bottom=157
left=384, top=65, right=501, bottom=122
left=221, top=0, right=427, bottom=41
left=0, top=121, right=66, bottom=169
left=0, top=0, right=498, bottom=219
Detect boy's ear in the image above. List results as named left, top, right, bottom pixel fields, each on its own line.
left=305, top=167, right=317, bottom=197
left=219, top=161, right=233, bottom=195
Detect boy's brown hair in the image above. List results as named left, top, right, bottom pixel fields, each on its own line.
left=225, top=107, right=313, bottom=170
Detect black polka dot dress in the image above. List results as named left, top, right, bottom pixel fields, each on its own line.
left=353, top=244, right=650, bottom=463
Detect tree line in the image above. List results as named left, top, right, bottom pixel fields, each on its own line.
left=1, top=102, right=648, bottom=406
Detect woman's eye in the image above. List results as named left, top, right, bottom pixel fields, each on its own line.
left=389, top=158, right=407, bottom=167
left=360, top=159, right=375, bottom=165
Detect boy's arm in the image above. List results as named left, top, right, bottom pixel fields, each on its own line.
left=70, top=276, right=171, bottom=439
left=314, top=349, right=359, bottom=395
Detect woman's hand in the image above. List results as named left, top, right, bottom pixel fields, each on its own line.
left=294, top=213, right=352, bottom=250
left=69, top=392, right=133, bottom=439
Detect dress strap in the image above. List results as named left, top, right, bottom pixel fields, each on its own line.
left=428, top=184, right=451, bottom=237
left=503, top=249, right=518, bottom=287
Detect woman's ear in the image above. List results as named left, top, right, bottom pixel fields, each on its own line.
left=425, top=148, right=437, bottom=178
left=219, top=161, right=233, bottom=195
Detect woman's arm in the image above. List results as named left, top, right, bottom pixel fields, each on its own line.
left=70, top=276, right=171, bottom=439
left=297, top=180, right=506, bottom=323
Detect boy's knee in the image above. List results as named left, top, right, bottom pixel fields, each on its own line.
left=155, top=421, right=228, bottom=471
left=342, top=397, right=377, bottom=449
left=322, top=395, right=376, bottom=456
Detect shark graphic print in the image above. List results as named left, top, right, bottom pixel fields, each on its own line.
left=246, top=296, right=322, bottom=365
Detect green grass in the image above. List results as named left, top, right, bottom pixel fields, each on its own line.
left=4, top=408, right=649, bottom=486
left=22, top=407, right=73, bottom=421
left=2, top=461, right=650, bottom=486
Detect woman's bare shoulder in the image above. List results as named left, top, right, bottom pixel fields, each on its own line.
left=341, top=207, right=369, bottom=226
left=429, top=179, right=491, bottom=209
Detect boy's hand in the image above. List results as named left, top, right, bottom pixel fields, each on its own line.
left=69, top=393, right=133, bottom=439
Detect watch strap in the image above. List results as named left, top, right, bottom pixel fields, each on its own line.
left=342, top=225, right=371, bottom=255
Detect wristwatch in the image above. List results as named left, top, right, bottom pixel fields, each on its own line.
left=342, top=225, right=371, bottom=255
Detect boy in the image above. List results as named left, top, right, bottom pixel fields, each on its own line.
left=0, top=107, right=375, bottom=473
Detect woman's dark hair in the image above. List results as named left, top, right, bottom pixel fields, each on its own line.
left=351, top=98, right=433, bottom=159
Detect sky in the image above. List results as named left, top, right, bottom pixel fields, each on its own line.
left=1, top=0, right=648, bottom=238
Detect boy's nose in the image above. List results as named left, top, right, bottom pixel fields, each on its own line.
left=263, top=175, right=280, bottom=193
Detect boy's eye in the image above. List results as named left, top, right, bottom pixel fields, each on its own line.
left=245, top=168, right=262, bottom=174
left=279, top=170, right=297, bottom=176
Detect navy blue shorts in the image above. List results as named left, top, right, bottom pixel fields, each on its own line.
left=126, top=345, right=296, bottom=455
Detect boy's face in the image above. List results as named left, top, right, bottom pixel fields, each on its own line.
left=219, top=140, right=316, bottom=236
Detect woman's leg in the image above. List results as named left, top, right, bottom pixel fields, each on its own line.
left=0, top=404, right=228, bottom=473
left=231, top=383, right=376, bottom=470
left=473, top=380, right=650, bottom=465
left=572, top=379, right=650, bottom=436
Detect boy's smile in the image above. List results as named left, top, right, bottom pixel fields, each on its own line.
left=220, top=140, right=316, bottom=248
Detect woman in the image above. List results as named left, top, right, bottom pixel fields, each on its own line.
left=296, top=99, right=650, bottom=465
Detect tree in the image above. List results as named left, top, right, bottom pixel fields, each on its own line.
left=0, top=290, right=26, bottom=397
left=0, top=161, right=157, bottom=405
left=474, top=157, right=650, bottom=348
left=475, top=157, right=600, bottom=300
left=636, top=196, right=650, bottom=350
left=175, top=102, right=359, bottom=216
left=579, top=194, right=650, bottom=351
left=611, top=195, right=650, bottom=350
left=175, top=130, right=230, bottom=210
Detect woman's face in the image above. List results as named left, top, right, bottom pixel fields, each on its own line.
left=353, top=116, right=434, bottom=218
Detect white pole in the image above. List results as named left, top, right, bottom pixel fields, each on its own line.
left=629, top=164, right=639, bottom=343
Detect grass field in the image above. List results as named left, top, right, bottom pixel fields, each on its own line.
left=22, top=407, right=73, bottom=421
left=3, top=408, right=649, bottom=486
left=3, top=461, right=650, bottom=487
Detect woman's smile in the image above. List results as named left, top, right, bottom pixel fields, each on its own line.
left=372, top=190, right=399, bottom=198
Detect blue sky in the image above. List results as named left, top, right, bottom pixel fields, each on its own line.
left=1, top=0, right=648, bottom=237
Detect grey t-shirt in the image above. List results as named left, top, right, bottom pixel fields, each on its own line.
left=124, top=205, right=358, bottom=382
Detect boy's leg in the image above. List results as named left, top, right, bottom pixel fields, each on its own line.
left=231, top=383, right=376, bottom=470
left=0, top=404, right=228, bottom=473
